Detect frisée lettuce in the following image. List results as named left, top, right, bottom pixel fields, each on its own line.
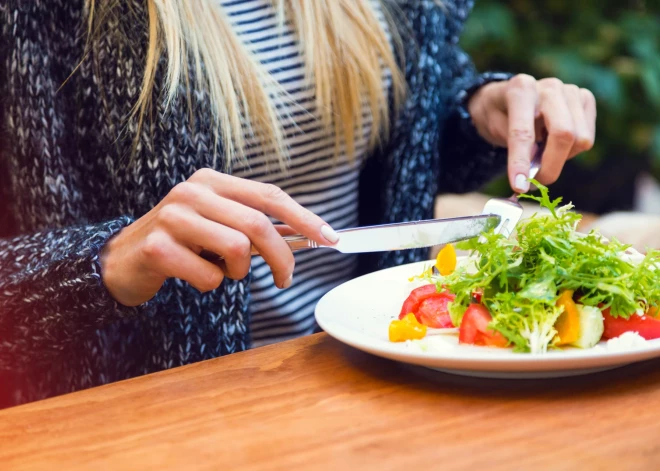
left=431, top=181, right=660, bottom=353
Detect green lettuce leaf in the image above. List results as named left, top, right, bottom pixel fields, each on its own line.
left=431, top=180, right=660, bottom=352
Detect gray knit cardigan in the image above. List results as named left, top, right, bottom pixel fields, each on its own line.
left=0, top=0, right=508, bottom=407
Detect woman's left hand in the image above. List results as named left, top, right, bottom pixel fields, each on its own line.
left=467, top=74, right=597, bottom=193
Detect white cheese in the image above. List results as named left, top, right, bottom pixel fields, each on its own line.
left=606, top=332, right=647, bottom=351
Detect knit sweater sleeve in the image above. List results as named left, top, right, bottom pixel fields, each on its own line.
left=0, top=215, right=150, bottom=370
left=435, top=0, right=511, bottom=194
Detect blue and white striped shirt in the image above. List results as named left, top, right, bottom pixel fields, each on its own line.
left=222, top=0, right=391, bottom=346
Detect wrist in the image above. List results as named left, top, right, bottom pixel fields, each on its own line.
left=100, top=229, right=160, bottom=307
left=100, top=232, right=131, bottom=305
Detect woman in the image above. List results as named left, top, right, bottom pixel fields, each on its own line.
left=0, top=0, right=595, bottom=407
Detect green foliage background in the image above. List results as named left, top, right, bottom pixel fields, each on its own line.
left=462, top=0, right=660, bottom=211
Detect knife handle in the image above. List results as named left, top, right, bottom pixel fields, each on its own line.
left=200, top=235, right=319, bottom=264
left=266, top=235, right=319, bottom=254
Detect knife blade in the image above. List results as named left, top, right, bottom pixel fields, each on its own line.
left=200, top=214, right=500, bottom=263
left=330, top=214, right=500, bottom=253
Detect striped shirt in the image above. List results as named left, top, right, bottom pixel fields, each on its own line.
left=222, top=0, right=391, bottom=347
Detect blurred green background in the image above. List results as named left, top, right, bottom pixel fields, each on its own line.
left=462, top=0, right=660, bottom=213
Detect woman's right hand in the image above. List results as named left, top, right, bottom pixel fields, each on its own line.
left=100, top=169, right=339, bottom=307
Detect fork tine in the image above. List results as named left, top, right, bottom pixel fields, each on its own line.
left=480, top=139, right=544, bottom=238
left=482, top=198, right=524, bottom=238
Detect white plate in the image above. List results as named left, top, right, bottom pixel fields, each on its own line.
left=315, top=260, right=660, bottom=379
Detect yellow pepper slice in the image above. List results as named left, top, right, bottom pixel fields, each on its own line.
left=407, top=266, right=433, bottom=282
left=389, top=313, right=428, bottom=342
left=436, top=243, right=457, bottom=276
left=554, top=290, right=580, bottom=345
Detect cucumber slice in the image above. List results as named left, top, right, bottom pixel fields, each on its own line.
left=570, top=305, right=604, bottom=349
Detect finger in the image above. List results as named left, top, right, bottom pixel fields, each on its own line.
left=479, top=109, right=508, bottom=148
left=275, top=225, right=298, bottom=237
left=563, top=85, right=592, bottom=156
left=471, top=81, right=508, bottom=145
left=170, top=183, right=295, bottom=288
left=160, top=205, right=253, bottom=281
left=484, top=80, right=510, bottom=112
left=537, top=79, right=576, bottom=184
left=505, top=74, right=538, bottom=193
left=580, top=88, right=597, bottom=147
left=141, top=230, right=225, bottom=293
left=213, top=198, right=295, bottom=288
left=188, top=169, right=339, bottom=246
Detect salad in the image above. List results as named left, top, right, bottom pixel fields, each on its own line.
left=389, top=181, right=660, bottom=353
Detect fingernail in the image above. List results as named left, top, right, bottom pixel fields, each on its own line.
left=321, top=225, right=340, bottom=244
left=514, top=174, right=530, bottom=193
left=280, top=274, right=293, bottom=289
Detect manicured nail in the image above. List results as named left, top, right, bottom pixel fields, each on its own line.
left=281, top=274, right=293, bottom=289
left=514, top=174, right=530, bottom=193
left=321, top=225, right=340, bottom=244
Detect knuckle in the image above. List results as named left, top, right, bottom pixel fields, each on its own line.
left=245, top=212, right=272, bottom=238
left=510, top=156, right=531, bottom=169
left=551, top=127, right=576, bottom=145
left=580, top=88, right=595, bottom=100
left=565, top=84, right=580, bottom=95
left=225, top=234, right=252, bottom=260
left=157, top=204, right=185, bottom=227
left=509, top=74, right=536, bottom=90
left=540, top=77, right=564, bottom=90
left=539, top=86, right=557, bottom=102
left=141, top=231, right=169, bottom=261
left=262, top=183, right=287, bottom=203
left=169, top=181, right=198, bottom=203
left=190, top=167, right=215, bottom=182
left=581, top=88, right=596, bottom=105
left=509, top=127, right=535, bottom=143
left=505, top=86, right=534, bottom=104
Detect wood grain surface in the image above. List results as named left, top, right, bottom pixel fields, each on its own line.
left=1, top=333, right=659, bottom=470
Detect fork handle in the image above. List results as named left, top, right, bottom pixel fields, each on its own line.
left=200, top=235, right=318, bottom=263
left=528, top=139, right=545, bottom=181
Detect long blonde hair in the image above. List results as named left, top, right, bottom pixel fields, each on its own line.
left=85, top=0, right=406, bottom=170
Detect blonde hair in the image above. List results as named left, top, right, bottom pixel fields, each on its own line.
left=86, top=0, right=406, bottom=170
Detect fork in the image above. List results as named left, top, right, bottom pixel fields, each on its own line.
left=481, top=141, right=545, bottom=238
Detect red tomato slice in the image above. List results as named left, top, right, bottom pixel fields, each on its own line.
left=459, top=304, right=508, bottom=348
left=399, top=284, right=454, bottom=319
left=416, top=296, right=454, bottom=328
left=458, top=304, right=489, bottom=343
left=602, top=308, right=660, bottom=340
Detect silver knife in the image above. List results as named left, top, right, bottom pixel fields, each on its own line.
left=202, top=214, right=499, bottom=262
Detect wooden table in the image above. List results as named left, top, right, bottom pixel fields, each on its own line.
left=1, top=333, right=660, bottom=470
